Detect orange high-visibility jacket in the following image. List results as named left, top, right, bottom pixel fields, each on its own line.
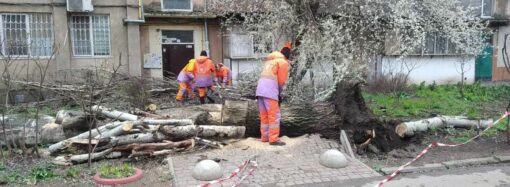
left=193, top=56, right=215, bottom=87
left=255, top=51, right=289, bottom=100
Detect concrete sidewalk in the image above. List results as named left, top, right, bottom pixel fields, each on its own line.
left=170, top=134, right=380, bottom=187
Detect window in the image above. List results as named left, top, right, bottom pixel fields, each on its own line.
left=0, top=13, right=53, bottom=57
left=230, top=34, right=254, bottom=58
left=161, top=30, right=193, bottom=44
left=412, top=33, right=459, bottom=55
left=161, top=0, right=192, bottom=11
left=70, top=15, right=110, bottom=57
left=481, top=0, right=492, bottom=18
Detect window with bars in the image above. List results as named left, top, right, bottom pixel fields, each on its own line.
left=161, top=0, right=192, bottom=11
left=70, top=15, right=110, bottom=57
left=0, top=13, right=53, bottom=57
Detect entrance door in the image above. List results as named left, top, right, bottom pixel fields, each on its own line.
left=162, top=44, right=194, bottom=78
left=161, top=30, right=195, bottom=78
left=475, top=46, right=493, bottom=81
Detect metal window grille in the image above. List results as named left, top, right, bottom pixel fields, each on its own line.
left=29, top=14, right=53, bottom=57
left=0, top=13, right=53, bottom=57
left=2, top=14, right=28, bottom=56
left=71, top=15, right=110, bottom=56
left=92, top=16, right=110, bottom=56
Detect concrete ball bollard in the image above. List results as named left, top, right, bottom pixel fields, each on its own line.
left=191, top=160, right=223, bottom=181
left=319, top=149, right=348, bottom=168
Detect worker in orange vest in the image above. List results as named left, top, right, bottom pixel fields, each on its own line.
left=193, top=51, right=216, bottom=104
left=175, top=59, right=196, bottom=102
left=255, top=42, right=291, bottom=146
left=215, top=63, right=232, bottom=87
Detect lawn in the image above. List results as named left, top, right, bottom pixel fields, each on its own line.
left=363, top=82, right=510, bottom=119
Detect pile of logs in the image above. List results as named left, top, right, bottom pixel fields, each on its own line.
left=48, top=105, right=246, bottom=165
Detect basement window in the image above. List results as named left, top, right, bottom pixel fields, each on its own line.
left=70, top=15, right=111, bottom=57
left=161, top=0, right=193, bottom=12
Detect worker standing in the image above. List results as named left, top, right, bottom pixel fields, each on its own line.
left=255, top=43, right=291, bottom=146
left=193, top=51, right=216, bottom=104
left=175, top=59, right=195, bottom=103
left=215, top=63, right=232, bottom=87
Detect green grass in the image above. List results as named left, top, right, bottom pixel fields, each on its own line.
left=66, top=167, right=79, bottom=178
left=364, top=83, right=510, bottom=119
left=99, top=163, right=135, bottom=179
left=0, top=164, right=58, bottom=185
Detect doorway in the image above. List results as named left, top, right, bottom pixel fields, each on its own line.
left=161, top=30, right=195, bottom=78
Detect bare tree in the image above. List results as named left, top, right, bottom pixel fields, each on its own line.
left=0, top=39, right=27, bottom=156
left=30, top=42, right=61, bottom=157
left=63, top=54, right=123, bottom=167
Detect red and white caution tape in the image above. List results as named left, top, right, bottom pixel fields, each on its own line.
left=376, top=112, right=510, bottom=187
left=198, top=159, right=258, bottom=187
left=233, top=160, right=258, bottom=187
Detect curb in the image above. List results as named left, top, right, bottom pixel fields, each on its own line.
left=380, top=156, right=509, bottom=175
left=163, top=156, right=177, bottom=187
left=93, top=168, right=144, bottom=185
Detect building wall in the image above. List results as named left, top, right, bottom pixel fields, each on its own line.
left=493, top=25, right=510, bottom=81
left=0, top=0, right=143, bottom=81
left=378, top=56, right=476, bottom=85
left=142, top=24, right=205, bottom=79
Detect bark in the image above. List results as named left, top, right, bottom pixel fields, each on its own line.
left=94, top=121, right=142, bottom=139
left=112, top=139, right=194, bottom=153
left=159, top=125, right=246, bottom=141
left=48, top=121, right=122, bottom=154
left=55, top=110, right=91, bottom=131
left=70, top=148, right=113, bottom=164
left=0, top=115, right=63, bottom=146
left=395, top=116, right=493, bottom=137
left=92, top=105, right=139, bottom=121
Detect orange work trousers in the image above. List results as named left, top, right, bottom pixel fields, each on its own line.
left=258, top=97, right=280, bottom=143
left=175, top=82, right=193, bottom=101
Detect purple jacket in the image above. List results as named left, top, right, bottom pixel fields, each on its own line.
left=177, top=71, right=193, bottom=84
left=256, top=52, right=289, bottom=101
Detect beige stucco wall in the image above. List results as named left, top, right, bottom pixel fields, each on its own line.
left=142, top=24, right=205, bottom=79
left=0, top=0, right=143, bottom=82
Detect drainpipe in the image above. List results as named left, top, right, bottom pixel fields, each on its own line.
left=124, top=0, right=145, bottom=23
left=204, top=0, right=210, bottom=55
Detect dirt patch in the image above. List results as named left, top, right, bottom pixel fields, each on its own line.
left=360, top=130, right=510, bottom=169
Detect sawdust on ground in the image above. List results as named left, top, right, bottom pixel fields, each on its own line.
left=224, top=135, right=307, bottom=151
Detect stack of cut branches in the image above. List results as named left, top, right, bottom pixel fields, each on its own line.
left=49, top=105, right=246, bottom=165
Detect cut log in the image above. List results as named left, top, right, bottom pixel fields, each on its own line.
left=0, top=115, right=63, bottom=146
left=158, top=125, right=245, bottom=141
left=94, top=121, right=142, bottom=139
left=141, top=119, right=193, bottom=126
left=395, top=116, right=494, bottom=137
left=70, top=148, right=113, bottom=164
left=48, top=121, right=124, bottom=154
left=92, top=105, right=139, bottom=121
left=55, top=110, right=90, bottom=131
left=113, top=139, right=194, bottom=152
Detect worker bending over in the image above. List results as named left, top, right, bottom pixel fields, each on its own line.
left=175, top=58, right=195, bottom=102
left=215, top=63, right=232, bottom=87
left=193, top=51, right=216, bottom=104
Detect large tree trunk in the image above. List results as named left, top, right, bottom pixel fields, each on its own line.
left=159, top=125, right=246, bottom=141
left=164, top=81, right=405, bottom=152
left=0, top=115, right=64, bottom=146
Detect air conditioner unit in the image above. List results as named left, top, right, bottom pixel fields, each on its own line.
left=67, top=0, right=94, bottom=12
